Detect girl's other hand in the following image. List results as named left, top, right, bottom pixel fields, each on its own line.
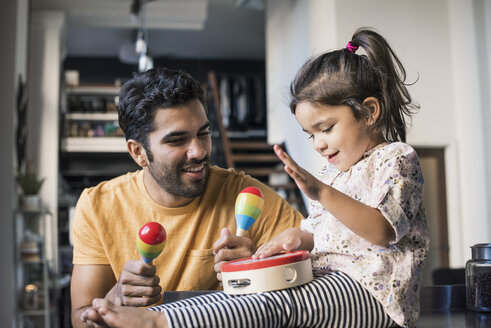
left=273, top=144, right=325, bottom=201
left=253, top=228, right=311, bottom=259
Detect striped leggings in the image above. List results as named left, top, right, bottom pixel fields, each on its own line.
left=149, top=271, right=397, bottom=327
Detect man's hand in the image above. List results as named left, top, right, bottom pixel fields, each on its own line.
left=213, top=228, right=254, bottom=281
left=71, top=261, right=163, bottom=328
left=105, top=260, right=162, bottom=307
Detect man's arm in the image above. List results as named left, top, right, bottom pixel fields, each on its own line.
left=73, top=261, right=164, bottom=327
left=71, top=264, right=116, bottom=328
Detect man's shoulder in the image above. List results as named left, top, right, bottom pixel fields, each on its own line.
left=207, top=166, right=290, bottom=205
left=209, top=166, right=264, bottom=188
left=210, top=165, right=246, bottom=180
left=83, top=170, right=141, bottom=198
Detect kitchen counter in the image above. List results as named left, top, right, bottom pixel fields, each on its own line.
left=417, top=285, right=490, bottom=327
left=417, top=309, right=490, bottom=327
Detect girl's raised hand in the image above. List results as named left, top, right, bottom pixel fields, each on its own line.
left=273, top=144, right=325, bottom=201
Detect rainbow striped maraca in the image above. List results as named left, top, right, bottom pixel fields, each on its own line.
left=235, top=187, right=264, bottom=237
left=137, top=222, right=166, bottom=264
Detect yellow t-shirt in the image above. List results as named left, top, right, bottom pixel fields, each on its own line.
left=72, top=166, right=303, bottom=292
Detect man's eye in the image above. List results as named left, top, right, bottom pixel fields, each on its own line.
left=167, top=138, right=185, bottom=144
left=198, top=131, right=211, bottom=137
left=307, top=134, right=314, bottom=140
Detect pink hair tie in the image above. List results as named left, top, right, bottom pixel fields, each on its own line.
left=346, top=41, right=358, bottom=53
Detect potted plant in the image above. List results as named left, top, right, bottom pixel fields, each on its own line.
left=16, top=169, right=45, bottom=209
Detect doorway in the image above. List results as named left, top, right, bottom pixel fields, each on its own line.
left=416, top=147, right=449, bottom=286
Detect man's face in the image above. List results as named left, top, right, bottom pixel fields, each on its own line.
left=145, top=99, right=212, bottom=199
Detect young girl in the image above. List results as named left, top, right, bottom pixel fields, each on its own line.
left=85, top=27, right=429, bottom=328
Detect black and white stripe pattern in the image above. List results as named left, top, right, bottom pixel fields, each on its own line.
left=150, top=271, right=397, bottom=327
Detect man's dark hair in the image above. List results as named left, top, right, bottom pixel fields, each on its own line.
left=118, top=67, right=206, bottom=152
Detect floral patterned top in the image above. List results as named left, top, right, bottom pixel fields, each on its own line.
left=301, top=142, right=429, bottom=327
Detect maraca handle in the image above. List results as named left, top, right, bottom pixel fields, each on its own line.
left=236, top=228, right=248, bottom=237
left=141, top=256, right=153, bottom=264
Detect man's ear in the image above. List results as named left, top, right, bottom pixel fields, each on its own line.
left=127, top=139, right=148, bottom=167
left=362, top=97, right=381, bottom=125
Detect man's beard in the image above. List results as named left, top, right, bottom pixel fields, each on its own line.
left=147, top=157, right=210, bottom=198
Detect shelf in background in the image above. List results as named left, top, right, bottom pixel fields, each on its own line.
left=227, top=129, right=267, bottom=138
left=65, top=85, right=120, bottom=95
left=15, top=207, right=51, bottom=215
left=19, top=309, right=49, bottom=316
left=61, top=137, right=127, bottom=153
left=61, top=169, right=131, bottom=177
left=20, top=259, right=47, bottom=265
left=65, top=112, right=118, bottom=121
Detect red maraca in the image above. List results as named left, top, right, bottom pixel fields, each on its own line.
left=137, top=222, right=166, bottom=264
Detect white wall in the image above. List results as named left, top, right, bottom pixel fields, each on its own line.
left=266, top=0, right=336, bottom=191
left=27, top=11, right=65, bottom=270
left=476, top=0, right=491, bottom=243
left=266, top=0, right=490, bottom=267
left=0, top=0, right=29, bottom=326
left=446, top=0, right=489, bottom=265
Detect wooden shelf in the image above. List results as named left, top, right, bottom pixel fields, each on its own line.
left=227, top=130, right=267, bottom=138
left=270, top=182, right=298, bottom=190
left=65, top=112, right=118, bottom=121
left=65, top=85, right=120, bottom=95
left=230, top=141, right=274, bottom=150
left=239, top=167, right=284, bottom=177
left=61, top=137, right=127, bottom=153
left=19, top=309, right=49, bottom=316
left=61, top=170, right=130, bottom=177
left=231, top=154, right=279, bottom=162
left=14, top=209, right=52, bottom=327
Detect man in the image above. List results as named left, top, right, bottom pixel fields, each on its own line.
left=71, top=67, right=303, bottom=327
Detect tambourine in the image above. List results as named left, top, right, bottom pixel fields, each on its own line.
left=221, top=250, right=313, bottom=295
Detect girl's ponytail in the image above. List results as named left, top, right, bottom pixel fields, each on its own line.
left=349, top=28, right=418, bottom=142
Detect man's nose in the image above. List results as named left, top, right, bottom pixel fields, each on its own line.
left=187, top=138, right=207, bottom=159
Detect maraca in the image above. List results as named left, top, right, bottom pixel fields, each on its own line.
left=137, top=222, right=166, bottom=264
left=235, top=187, right=264, bottom=237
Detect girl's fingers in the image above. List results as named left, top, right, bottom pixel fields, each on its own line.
left=274, top=145, right=293, bottom=165
left=273, top=144, right=283, bottom=156
left=274, top=145, right=303, bottom=176
left=286, top=166, right=306, bottom=186
left=254, top=241, right=281, bottom=259
left=283, top=242, right=296, bottom=251
left=275, top=146, right=295, bottom=166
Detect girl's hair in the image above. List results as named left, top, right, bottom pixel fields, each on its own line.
left=289, top=27, right=418, bottom=142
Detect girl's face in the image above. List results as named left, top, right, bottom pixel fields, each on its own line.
left=295, top=101, right=380, bottom=172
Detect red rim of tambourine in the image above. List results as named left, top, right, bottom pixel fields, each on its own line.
left=222, top=250, right=310, bottom=272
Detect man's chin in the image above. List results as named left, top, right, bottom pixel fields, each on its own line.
left=179, top=183, right=207, bottom=198
left=182, top=171, right=209, bottom=196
